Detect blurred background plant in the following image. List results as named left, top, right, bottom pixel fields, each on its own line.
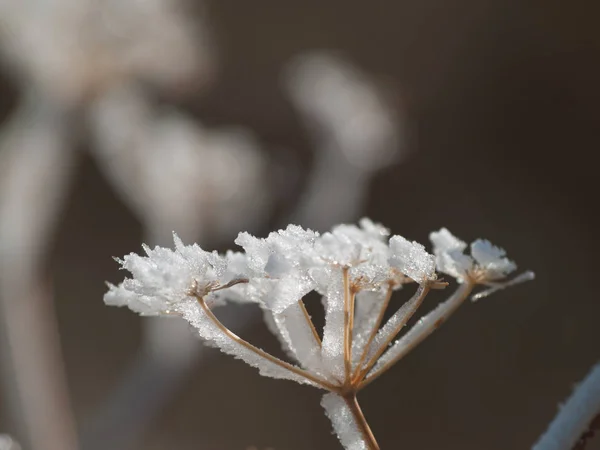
left=0, top=434, right=20, bottom=450
left=0, top=0, right=598, bottom=449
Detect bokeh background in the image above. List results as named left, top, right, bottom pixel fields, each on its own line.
left=0, top=1, right=599, bottom=449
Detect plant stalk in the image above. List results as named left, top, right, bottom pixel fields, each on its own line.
left=359, top=281, right=474, bottom=389
left=343, top=394, right=380, bottom=450
left=343, top=267, right=353, bottom=382
left=197, top=296, right=339, bottom=392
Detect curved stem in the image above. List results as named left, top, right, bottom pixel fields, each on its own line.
left=343, top=394, right=380, bottom=450
left=197, top=297, right=339, bottom=392
left=359, top=281, right=474, bottom=389
left=298, top=298, right=322, bottom=347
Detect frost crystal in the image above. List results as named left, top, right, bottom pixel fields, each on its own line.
left=235, top=225, right=319, bottom=313
left=470, top=239, right=517, bottom=280
left=321, top=267, right=347, bottom=380
left=104, top=219, right=534, bottom=450
left=389, top=235, right=436, bottom=284
left=430, top=228, right=532, bottom=299
left=104, top=233, right=227, bottom=316
left=429, top=228, right=472, bottom=280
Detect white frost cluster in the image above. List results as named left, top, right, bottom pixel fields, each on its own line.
left=430, top=228, right=535, bottom=300
left=105, top=235, right=226, bottom=316
left=322, top=393, right=370, bottom=450
left=105, top=219, right=533, bottom=449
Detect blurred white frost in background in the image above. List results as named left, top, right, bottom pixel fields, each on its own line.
left=0, top=0, right=405, bottom=448
left=284, top=52, right=405, bottom=230
left=0, top=435, right=21, bottom=450
left=89, top=84, right=270, bottom=242
left=0, top=0, right=213, bottom=104
left=0, top=95, right=79, bottom=450
left=84, top=83, right=272, bottom=450
left=0, top=0, right=216, bottom=448
left=285, top=52, right=400, bottom=171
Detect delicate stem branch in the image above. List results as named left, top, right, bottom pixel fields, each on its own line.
left=196, top=297, right=339, bottom=392
left=343, top=394, right=380, bottom=450
left=357, top=284, right=430, bottom=382
left=359, top=281, right=474, bottom=389
left=343, top=267, right=352, bottom=382
left=212, top=278, right=249, bottom=291
left=352, top=285, right=394, bottom=381
left=348, top=289, right=356, bottom=349
left=298, top=299, right=322, bottom=347
left=533, top=362, right=600, bottom=450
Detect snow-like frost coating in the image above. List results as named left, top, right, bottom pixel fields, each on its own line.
left=104, top=233, right=225, bottom=316
left=470, top=239, right=516, bottom=280
left=321, top=267, right=347, bottom=380
left=176, top=300, right=318, bottom=386
left=322, top=393, right=369, bottom=450
left=235, top=225, right=320, bottom=313
left=429, top=228, right=530, bottom=298
left=104, top=219, right=534, bottom=450
left=389, top=235, right=436, bottom=284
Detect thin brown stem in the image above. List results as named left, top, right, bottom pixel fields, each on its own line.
left=342, top=267, right=352, bottom=382
left=196, top=297, right=339, bottom=392
left=357, top=285, right=430, bottom=381
left=348, top=289, right=356, bottom=348
left=343, top=394, right=380, bottom=450
left=351, top=284, right=394, bottom=381
left=358, top=281, right=475, bottom=389
left=212, top=278, right=249, bottom=291
left=298, top=298, right=322, bottom=347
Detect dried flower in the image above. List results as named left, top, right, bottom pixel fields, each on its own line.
left=105, top=219, right=533, bottom=449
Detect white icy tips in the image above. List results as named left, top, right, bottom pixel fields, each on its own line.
left=430, top=228, right=535, bottom=300
left=104, top=233, right=230, bottom=316
left=104, top=220, right=534, bottom=450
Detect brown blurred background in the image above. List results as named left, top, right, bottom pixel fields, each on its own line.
left=1, top=1, right=599, bottom=449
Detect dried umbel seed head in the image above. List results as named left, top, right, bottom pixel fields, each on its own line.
left=105, top=219, right=534, bottom=450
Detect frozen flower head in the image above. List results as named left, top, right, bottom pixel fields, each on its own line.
left=104, top=233, right=231, bottom=316
left=234, top=224, right=320, bottom=313
left=317, top=218, right=389, bottom=267
left=389, top=236, right=438, bottom=286
left=430, top=228, right=534, bottom=300
left=105, top=220, right=534, bottom=450
left=313, top=218, right=398, bottom=291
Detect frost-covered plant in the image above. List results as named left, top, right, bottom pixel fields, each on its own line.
left=105, top=219, right=533, bottom=449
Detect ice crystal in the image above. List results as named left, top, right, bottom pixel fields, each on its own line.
left=389, top=235, right=436, bottom=284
